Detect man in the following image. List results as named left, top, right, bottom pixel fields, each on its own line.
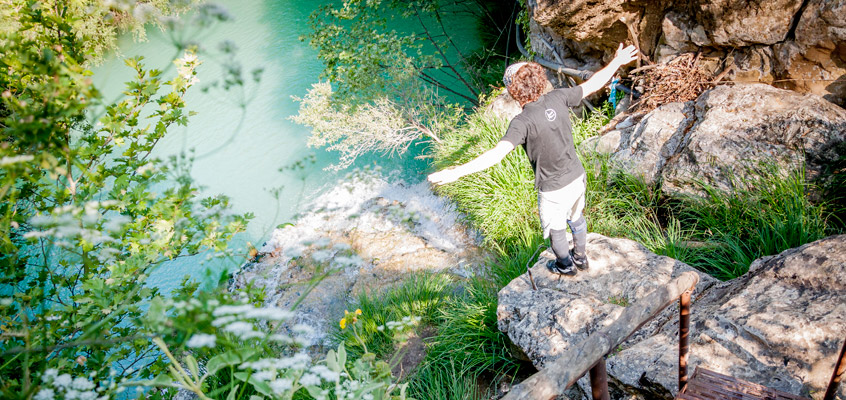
left=428, top=44, right=638, bottom=275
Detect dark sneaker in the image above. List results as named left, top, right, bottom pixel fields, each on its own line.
left=571, top=251, right=589, bottom=270
left=546, top=259, right=577, bottom=276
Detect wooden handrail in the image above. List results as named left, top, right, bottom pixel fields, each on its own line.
left=502, top=271, right=700, bottom=400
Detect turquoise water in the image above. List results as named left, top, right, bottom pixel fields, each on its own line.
left=92, top=0, right=482, bottom=293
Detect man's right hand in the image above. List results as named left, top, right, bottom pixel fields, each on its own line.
left=427, top=168, right=463, bottom=186
left=613, top=43, right=639, bottom=66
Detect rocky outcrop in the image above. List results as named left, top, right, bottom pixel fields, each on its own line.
left=581, top=84, right=846, bottom=197
left=498, top=233, right=846, bottom=399
left=609, top=234, right=846, bottom=399
left=526, top=0, right=846, bottom=107
left=496, top=233, right=718, bottom=378
left=231, top=170, right=486, bottom=347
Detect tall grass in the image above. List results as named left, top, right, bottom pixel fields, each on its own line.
left=431, top=109, right=538, bottom=246
left=676, top=165, right=832, bottom=279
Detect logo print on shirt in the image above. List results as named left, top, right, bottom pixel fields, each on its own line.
left=545, top=109, right=557, bottom=121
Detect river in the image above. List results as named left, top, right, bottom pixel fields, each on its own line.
left=92, top=0, right=485, bottom=293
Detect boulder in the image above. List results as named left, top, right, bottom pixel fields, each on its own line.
left=581, top=84, right=846, bottom=198
left=609, top=101, right=689, bottom=186
left=497, top=233, right=717, bottom=370
left=498, top=232, right=846, bottom=399
left=661, top=84, right=846, bottom=197
left=608, top=234, right=846, bottom=399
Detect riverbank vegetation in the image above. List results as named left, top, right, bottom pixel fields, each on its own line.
left=1, top=3, right=416, bottom=399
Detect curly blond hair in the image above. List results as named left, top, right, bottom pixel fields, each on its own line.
left=506, top=63, right=548, bottom=107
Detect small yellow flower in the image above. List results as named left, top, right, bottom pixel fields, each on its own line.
left=339, top=318, right=347, bottom=329
left=355, top=309, right=362, bottom=315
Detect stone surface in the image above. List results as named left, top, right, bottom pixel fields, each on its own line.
left=611, top=101, right=689, bottom=186
left=497, top=233, right=717, bottom=370
left=486, top=91, right=523, bottom=122
left=231, top=170, right=486, bottom=348
left=583, top=84, right=846, bottom=198
left=498, top=232, right=846, bottom=400
left=661, top=84, right=846, bottom=197
left=608, top=234, right=846, bottom=400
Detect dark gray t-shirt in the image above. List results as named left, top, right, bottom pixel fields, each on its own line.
left=500, top=86, right=586, bottom=192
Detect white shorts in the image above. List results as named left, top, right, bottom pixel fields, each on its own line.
left=538, top=174, right=586, bottom=238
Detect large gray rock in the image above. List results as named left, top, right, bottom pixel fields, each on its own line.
left=610, top=102, right=689, bottom=186
left=497, top=233, right=717, bottom=370
left=661, top=84, right=846, bottom=197
left=498, top=233, right=846, bottom=400
left=608, top=234, right=846, bottom=400
left=582, top=84, right=846, bottom=198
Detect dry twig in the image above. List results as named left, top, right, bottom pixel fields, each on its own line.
left=630, top=53, right=713, bottom=113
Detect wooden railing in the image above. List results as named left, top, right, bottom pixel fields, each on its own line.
left=502, top=271, right=700, bottom=400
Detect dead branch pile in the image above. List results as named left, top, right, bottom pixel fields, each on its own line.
left=630, top=53, right=713, bottom=113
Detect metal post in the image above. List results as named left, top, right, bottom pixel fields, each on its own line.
left=824, top=339, right=846, bottom=400
left=679, top=290, right=691, bottom=391
left=589, top=359, right=610, bottom=400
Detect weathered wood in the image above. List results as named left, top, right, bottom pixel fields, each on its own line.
left=502, top=271, right=700, bottom=400
left=679, top=290, right=691, bottom=391
left=823, top=338, right=846, bottom=400
left=589, top=360, right=610, bottom=400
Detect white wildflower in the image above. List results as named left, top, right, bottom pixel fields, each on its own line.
left=34, top=388, right=55, bottom=400
left=71, top=377, right=95, bottom=391
left=269, top=378, right=292, bottom=394
left=78, top=391, right=98, bottom=400
left=310, top=250, right=332, bottom=263
left=42, top=368, right=58, bottom=382
left=211, top=315, right=238, bottom=327
left=54, top=374, right=72, bottom=388
left=276, top=353, right=311, bottom=370
left=299, top=373, right=320, bottom=386
left=223, top=321, right=263, bottom=339
left=253, top=371, right=275, bottom=382
left=0, top=154, right=34, bottom=166
left=310, top=365, right=340, bottom=383
left=186, top=333, right=217, bottom=348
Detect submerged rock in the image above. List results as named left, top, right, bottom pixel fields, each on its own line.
left=231, top=169, right=486, bottom=348
left=497, top=233, right=846, bottom=399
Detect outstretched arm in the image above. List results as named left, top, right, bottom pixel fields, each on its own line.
left=427, top=141, right=515, bottom=185
left=578, top=44, right=638, bottom=99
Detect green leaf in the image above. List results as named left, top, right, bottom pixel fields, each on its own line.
left=227, top=384, right=240, bottom=400
left=338, top=342, right=347, bottom=367
left=205, top=348, right=258, bottom=377
left=185, top=354, right=199, bottom=381
left=234, top=372, right=273, bottom=397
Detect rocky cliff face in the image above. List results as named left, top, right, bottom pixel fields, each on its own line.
left=526, top=0, right=846, bottom=107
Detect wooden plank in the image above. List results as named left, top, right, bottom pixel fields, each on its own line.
left=678, top=367, right=809, bottom=400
